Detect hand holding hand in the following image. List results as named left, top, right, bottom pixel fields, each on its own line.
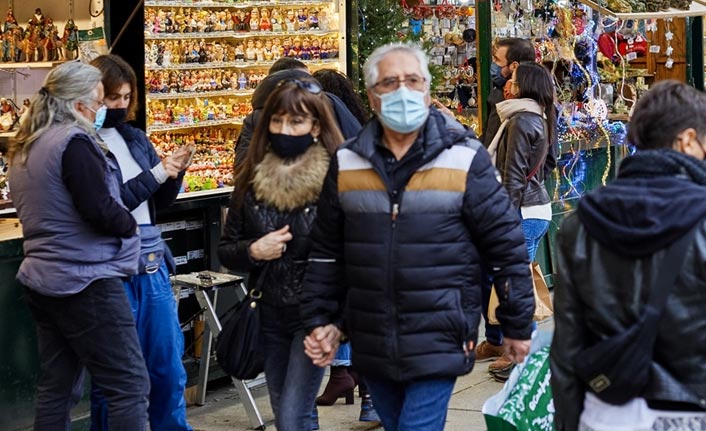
left=304, top=324, right=342, bottom=367
left=249, top=225, right=292, bottom=261
left=503, top=337, right=531, bottom=364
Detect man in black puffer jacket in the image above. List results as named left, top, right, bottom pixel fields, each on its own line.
left=552, top=81, right=706, bottom=431
left=300, top=43, right=534, bottom=430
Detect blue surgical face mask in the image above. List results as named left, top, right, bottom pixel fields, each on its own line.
left=375, top=86, right=429, bottom=134
left=490, top=63, right=508, bottom=89
left=90, top=104, right=107, bottom=130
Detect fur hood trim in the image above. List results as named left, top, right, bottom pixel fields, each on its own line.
left=252, top=143, right=330, bottom=211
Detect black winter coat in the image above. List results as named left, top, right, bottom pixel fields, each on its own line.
left=300, top=109, right=534, bottom=382
left=218, top=144, right=330, bottom=315
left=551, top=150, right=706, bottom=431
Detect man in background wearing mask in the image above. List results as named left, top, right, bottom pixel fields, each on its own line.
left=479, top=38, right=536, bottom=147
left=299, top=43, right=535, bottom=430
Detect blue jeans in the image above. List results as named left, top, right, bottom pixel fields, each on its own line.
left=24, top=278, right=150, bottom=431
left=90, top=263, right=191, bottom=431
left=481, top=218, right=550, bottom=345
left=521, top=218, right=550, bottom=262
left=332, top=342, right=352, bottom=367
left=365, top=375, right=456, bottom=431
left=261, top=303, right=325, bottom=431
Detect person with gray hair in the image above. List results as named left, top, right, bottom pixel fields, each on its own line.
left=300, top=42, right=534, bottom=430
left=7, top=61, right=149, bottom=430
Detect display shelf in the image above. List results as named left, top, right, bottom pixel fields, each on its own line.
left=147, top=118, right=244, bottom=133
left=145, top=29, right=339, bottom=41
left=0, top=61, right=67, bottom=70
left=146, top=58, right=339, bottom=71
left=176, top=186, right=233, bottom=200
left=145, top=0, right=331, bottom=7
left=580, top=0, right=706, bottom=19
left=147, top=90, right=255, bottom=100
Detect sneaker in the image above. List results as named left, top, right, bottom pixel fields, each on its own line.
left=489, top=364, right=515, bottom=382
left=475, top=340, right=505, bottom=362
left=359, top=395, right=380, bottom=422
left=488, top=353, right=513, bottom=373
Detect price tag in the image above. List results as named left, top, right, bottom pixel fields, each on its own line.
left=649, top=45, right=660, bottom=53
left=626, top=52, right=638, bottom=61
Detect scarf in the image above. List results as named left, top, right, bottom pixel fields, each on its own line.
left=487, top=98, right=544, bottom=165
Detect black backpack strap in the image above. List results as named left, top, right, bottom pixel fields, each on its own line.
left=644, top=227, right=698, bottom=324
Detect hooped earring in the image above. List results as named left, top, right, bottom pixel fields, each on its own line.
left=313, top=135, right=319, bottom=143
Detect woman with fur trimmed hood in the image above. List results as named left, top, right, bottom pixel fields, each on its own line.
left=218, top=77, right=344, bottom=431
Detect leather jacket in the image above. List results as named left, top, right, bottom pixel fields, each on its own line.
left=552, top=211, right=706, bottom=431
left=495, top=111, right=550, bottom=210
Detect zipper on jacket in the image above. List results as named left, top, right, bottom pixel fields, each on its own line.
left=388, top=190, right=401, bottom=379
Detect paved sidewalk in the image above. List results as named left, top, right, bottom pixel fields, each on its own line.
left=187, top=357, right=504, bottom=431
left=187, top=320, right=554, bottom=430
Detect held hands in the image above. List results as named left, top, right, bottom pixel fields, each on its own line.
left=304, top=324, right=342, bottom=367
left=502, top=337, right=531, bottom=364
left=249, top=225, right=292, bottom=261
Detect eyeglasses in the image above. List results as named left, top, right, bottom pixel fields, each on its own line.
left=84, top=99, right=106, bottom=113
left=277, top=79, right=323, bottom=95
left=372, top=75, right=426, bottom=94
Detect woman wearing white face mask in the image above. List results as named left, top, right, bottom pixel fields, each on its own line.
left=7, top=61, right=149, bottom=430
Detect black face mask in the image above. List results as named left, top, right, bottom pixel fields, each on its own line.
left=102, top=108, right=128, bottom=129
left=269, top=133, right=315, bottom=159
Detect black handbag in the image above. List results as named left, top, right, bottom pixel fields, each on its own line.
left=215, top=289, right=264, bottom=380
left=573, top=228, right=696, bottom=405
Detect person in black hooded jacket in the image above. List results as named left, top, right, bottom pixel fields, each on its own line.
left=551, top=80, right=706, bottom=431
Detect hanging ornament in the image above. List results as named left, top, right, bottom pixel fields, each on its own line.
left=664, top=18, right=674, bottom=69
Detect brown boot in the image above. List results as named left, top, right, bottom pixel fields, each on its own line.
left=475, top=340, right=505, bottom=363
left=316, top=366, right=355, bottom=406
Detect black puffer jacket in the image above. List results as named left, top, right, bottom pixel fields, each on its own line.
left=495, top=111, right=550, bottom=209
left=301, top=109, right=534, bottom=382
left=218, top=144, right=330, bottom=312
left=551, top=149, right=706, bottom=431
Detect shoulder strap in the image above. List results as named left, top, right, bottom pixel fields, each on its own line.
left=645, top=227, right=698, bottom=318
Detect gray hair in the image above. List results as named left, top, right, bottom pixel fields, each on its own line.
left=10, top=61, right=103, bottom=163
left=363, top=43, right=432, bottom=90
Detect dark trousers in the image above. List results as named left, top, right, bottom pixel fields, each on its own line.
left=24, top=277, right=150, bottom=431
left=261, top=303, right=325, bottom=431
left=91, top=263, right=191, bottom=431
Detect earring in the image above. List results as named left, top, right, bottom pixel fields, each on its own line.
left=313, top=136, right=318, bottom=143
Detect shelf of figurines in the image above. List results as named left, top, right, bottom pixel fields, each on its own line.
left=580, top=0, right=706, bottom=19
left=147, top=89, right=255, bottom=100
left=146, top=58, right=339, bottom=70
left=145, top=1, right=332, bottom=8
left=149, top=128, right=236, bottom=192
left=145, top=29, right=338, bottom=40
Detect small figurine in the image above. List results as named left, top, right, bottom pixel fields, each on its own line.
left=245, top=39, right=256, bottom=62
left=249, top=8, right=259, bottom=31
left=309, top=10, right=319, bottom=29
left=260, top=8, right=271, bottom=31
left=234, top=42, right=245, bottom=62
left=296, top=9, right=308, bottom=30
left=285, top=10, right=297, bottom=32
left=271, top=9, right=282, bottom=32
left=62, top=19, right=78, bottom=60
left=238, top=72, right=247, bottom=90
left=299, top=38, right=311, bottom=60
left=254, top=39, right=264, bottom=62
left=311, top=38, right=321, bottom=60
left=4, top=8, right=17, bottom=33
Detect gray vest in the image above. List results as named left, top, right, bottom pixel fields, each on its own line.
left=9, top=124, right=140, bottom=296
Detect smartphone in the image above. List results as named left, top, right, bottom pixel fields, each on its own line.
left=183, top=145, right=196, bottom=167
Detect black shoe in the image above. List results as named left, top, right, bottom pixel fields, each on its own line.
left=489, top=363, right=515, bottom=383
left=359, top=395, right=380, bottom=422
